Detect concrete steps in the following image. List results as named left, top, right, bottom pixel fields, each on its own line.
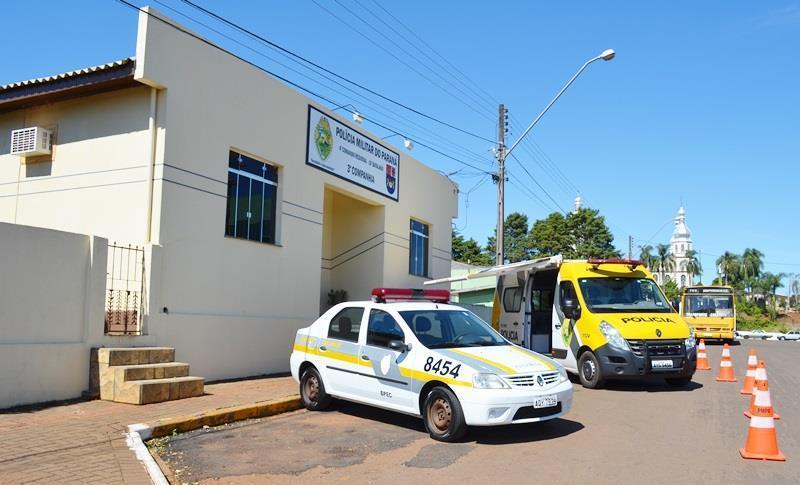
left=97, top=347, right=204, bottom=405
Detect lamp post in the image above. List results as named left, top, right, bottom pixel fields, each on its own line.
left=381, top=133, right=414, bottom=150
left=495, top=49, right=615, bottom=265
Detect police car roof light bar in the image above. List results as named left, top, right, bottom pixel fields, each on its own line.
left=371, top=288, right=450, bottom=303
left=587, top=258, right=643, bottom=270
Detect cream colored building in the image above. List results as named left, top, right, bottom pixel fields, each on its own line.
left=0, top=8, right=457, bottom=384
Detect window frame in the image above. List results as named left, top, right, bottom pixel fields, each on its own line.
left=409, top=218, right=430, bottom=277
left=225, top=150, right=280, bottom=245
left=502, top=286, right=523, bottom=312
left=326, top=306, right=365, bottom=343
left=366, top=309, right=406, bottom=349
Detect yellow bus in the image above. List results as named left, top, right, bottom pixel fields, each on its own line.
left=679, top=286, right=736, bottom=342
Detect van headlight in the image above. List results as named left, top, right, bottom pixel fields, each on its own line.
left=599, top=321, right=630, bottom=351
left=472, top=373, right=510, bottom=389
left=685, top=327, right=696, bottom=352
left=557, top=366, right=569, bottom=383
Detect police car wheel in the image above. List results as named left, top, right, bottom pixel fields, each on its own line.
left=423, top=387, right=467, bottom=442
left=578, top=351, right=606, bottom=389
left=300, top=367, right=332, bottom=411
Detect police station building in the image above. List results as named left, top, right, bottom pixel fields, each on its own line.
left=0, top=7, right=458, bottom=382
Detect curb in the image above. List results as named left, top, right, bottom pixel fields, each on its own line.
left=126, top=394, right=302, bottom=483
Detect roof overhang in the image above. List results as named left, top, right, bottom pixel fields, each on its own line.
left=0, top=58, right=139, bottom=114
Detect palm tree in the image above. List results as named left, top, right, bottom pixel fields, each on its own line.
left=638, top=245, right=656, bottom=270
left=655, top=244, right=674, bottom=281
left=685, top=249, right=702, bottom=284
left=759, top=272, right=785, bottom=309
left=715, top=251, right=740, bottom=286
left=742, top=248, right=764, bottom=295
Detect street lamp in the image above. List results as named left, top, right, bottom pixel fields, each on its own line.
left=495, top=49, right=615, bottom=265
left=381, top=133, right=414, bottom=150
left=331, top=103, right=364, bottom=124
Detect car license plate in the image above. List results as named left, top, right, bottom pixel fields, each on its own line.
left=703, top=332, right=713, bottom=337
left=534, top=395, right=557, bottom=408
left=652, top=359, right=673, bottom=369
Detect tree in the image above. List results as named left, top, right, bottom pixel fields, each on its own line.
left=685, top=249, right=702, bottom=284
left=662, top=278, right=680, bottom=302
left=484, top=212, right=535, bottom=264
left=654, top=244, right=674, bottom=279
left=716, top=251, right=740, bottom=286
left=529, top=208, right=619, bottom=259
left=757, top=272, right=785, bottom=310
left=639, top=245, right=656, bottom=270
left=742, top=248, right=765, bottom=295
left=451, top=228, right=492, bottom=266
left=504, top=212, right=533, bottom=263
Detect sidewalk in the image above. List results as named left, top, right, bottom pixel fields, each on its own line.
left=0, top=376, right=298, bottom=484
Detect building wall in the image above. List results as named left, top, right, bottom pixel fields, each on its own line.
left=0, top=223, right=110, bottom=408
left=132, top=9, right=457, bottom=380
left=0, top=87, right=154, bottom=244
left=0, top=8, right=458, bottom=388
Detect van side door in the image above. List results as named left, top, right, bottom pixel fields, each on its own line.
left=498, top=282, right=524, bottom=346
left=552, top=279, right=580, bottom=370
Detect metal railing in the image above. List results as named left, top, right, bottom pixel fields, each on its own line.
left=104, top=242, right=145, bottom=335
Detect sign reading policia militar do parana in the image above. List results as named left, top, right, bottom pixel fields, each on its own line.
left=306, top=105, right=400, bottom=201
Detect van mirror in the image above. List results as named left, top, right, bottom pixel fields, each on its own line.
left=562, top=299, right=581, bottom=320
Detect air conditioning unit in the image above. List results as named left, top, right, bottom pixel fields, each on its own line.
left=10, top=127, right=53, bottom=157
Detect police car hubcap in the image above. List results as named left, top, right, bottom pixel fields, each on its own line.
left=429, top=398, right=452, bottom=432
left=305, top=376, right=319, bottom=401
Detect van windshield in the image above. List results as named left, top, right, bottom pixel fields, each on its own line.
left=578, top=277, right=672, bottom=313
left=399, top=310, right=507, bottom=349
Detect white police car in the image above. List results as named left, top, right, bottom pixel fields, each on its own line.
left=290, top=288, right=573, bottom=441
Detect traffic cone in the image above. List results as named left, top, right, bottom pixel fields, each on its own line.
left=745, top=361, right=780, bottom=420
left=739, top=363, right=785, bottom=461
left=715, top=343, right=736, bottom=382
left=740, top=349, right=758, bottom=394
left=696, top=339, right=711, bottom=370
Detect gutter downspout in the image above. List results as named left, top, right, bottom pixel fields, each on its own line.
left=145, top=87, right=157, bottom=243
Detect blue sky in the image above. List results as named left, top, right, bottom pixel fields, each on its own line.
left=3, top=1, right=799, bottom=290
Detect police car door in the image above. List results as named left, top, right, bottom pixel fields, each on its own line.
left=358, top=308, right=415, bottom=412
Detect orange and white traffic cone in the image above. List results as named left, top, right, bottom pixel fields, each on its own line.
left=715, top=343, right=736, bottom=382
left=696, top=339, right=711, bottom=370
left=740, top=349, right=758, bottom=394
left=740, top=362, right=785, bottom=461
left=745, top=361, right=780, bottom=420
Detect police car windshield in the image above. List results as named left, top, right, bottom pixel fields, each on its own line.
left=578, top=277, right=672, bottom=313
left=399, top=310, right=506, bottom=349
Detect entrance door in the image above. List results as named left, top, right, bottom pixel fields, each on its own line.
left=357, top=309, right=415, bottom=412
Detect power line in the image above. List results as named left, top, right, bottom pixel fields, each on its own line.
left=150, top=0, right=493, bottom=168
left=178, top=0, right=495, bottom=143
left=313, top=0, right=495, bottom=123
left=506, top=175, right=557, bottom=213
left=113, top=0, right=491, bottom=174
left=509, top=153, right=567, bottom=213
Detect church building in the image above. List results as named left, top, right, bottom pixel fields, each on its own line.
left=653, top=206, right=694, bottom=288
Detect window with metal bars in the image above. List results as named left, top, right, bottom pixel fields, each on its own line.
left=409, top=219, right=429, bottom=277
left=225, top=150, right=278, bottom=244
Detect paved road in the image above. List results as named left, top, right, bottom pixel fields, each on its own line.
left=154, top=340, right=799, bottom=484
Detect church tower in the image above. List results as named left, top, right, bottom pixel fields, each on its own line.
left=667, top=206, right=693, bottom=287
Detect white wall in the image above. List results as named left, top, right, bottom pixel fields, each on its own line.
left=133, top=9, right=458, bottom=380
left=0, top=223, right=108, bottom=409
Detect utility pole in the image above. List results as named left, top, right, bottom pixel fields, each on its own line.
left=628, top=235, right=633, bottom=260
left=495, top=104, right=507, bottom=265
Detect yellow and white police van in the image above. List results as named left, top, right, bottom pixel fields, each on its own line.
left=290, top=288, right=572, bottom=442
left=426, top=256, right=697, bottom=389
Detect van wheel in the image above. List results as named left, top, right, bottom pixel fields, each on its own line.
left=423, top=387, right=467, bottom=442
left=300, top=367, right=332, bottom=411
left=578, top=351, right=606, bottom=389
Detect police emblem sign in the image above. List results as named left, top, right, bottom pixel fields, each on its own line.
left=306, top=105, right=400, bottom=201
